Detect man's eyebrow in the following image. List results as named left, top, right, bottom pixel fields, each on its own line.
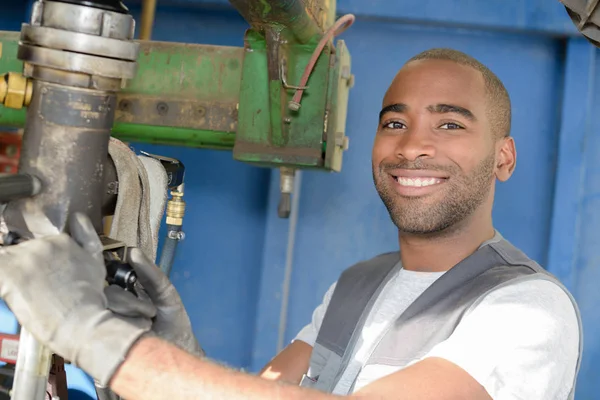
left=427, top=103, right=476, bottom=121
left=379, top=103, right=408, bottom=121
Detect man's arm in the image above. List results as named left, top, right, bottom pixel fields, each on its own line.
left=111, top=336, right=333, bottom=400
left=355, top=357, right=491, bottom=400
left=110, top=336, right=490, bottom=400
left=259, top=340, right=312, bottom=384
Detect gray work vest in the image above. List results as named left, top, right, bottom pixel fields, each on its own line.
left=299, top=237, right=583, bottom=398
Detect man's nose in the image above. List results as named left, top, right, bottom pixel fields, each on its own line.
left=394, top=126, right=435, bottom=161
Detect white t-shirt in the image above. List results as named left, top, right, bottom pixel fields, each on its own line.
left=294, top=265, right=580, bottom=399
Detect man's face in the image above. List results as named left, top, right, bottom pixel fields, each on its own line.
left=372, top=59, right=499, bottom=235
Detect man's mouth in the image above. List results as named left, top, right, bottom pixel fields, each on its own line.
left=394, top=176, right=446, bottom=187
left=386, top=169, right=449, bottom=196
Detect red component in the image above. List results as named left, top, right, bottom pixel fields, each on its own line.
left=0, top=333, right=19, bottom=364
left=0, top=131, right=22, bottom=174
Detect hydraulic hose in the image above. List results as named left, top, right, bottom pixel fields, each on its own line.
left=159, top=224, right=183, bottom=277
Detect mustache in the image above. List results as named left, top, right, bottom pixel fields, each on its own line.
left=379, top=160, right=456, bottom=173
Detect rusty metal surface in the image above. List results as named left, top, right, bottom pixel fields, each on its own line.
left=46, top=356, right=68, bottom=400
left=229, top=0, right=322, bottom=43
left=124, top=40, right=243, bottom=101
left=115, top=96, right=237, bottom=132
left=3, top=80, right=115, bottom=237
left=233, top=139, right=323, bottom=168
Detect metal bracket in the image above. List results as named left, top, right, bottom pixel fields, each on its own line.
left=281, top=59, right=309, bottom=90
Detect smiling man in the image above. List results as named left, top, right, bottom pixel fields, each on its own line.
left=260, top=48, right=583, bottom=399
left=0, top=48, right=582, bottom=400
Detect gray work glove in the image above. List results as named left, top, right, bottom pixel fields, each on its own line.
left=0, top=213, right=156, bottom=386
left=122, top=248, right=205, bottom=357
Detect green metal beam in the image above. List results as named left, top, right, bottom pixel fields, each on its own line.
left=0, top=31, right=243, bottom=150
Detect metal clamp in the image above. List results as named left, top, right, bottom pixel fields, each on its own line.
left=280, top=59, right=309, bottom=90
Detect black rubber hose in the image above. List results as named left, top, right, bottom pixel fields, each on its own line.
left=158, top=224, right=182, bottom=277
left=0, top=174, right=41, bottom=204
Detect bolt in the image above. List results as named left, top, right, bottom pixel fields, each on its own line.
left=342, top=136, right=350, bottom=151
left=157, top=102, right=169, bottom=116
left=196, top=106, right=206, bottom=117
left=127, top=274, right=137, bottom=285
left=118, top=100, right=131, bottom=112
left=341, top=66, right=351, bottom=80
left=347, top=74, right=355, bottom=88
left=284, top=117, right=291, bottom=124
left=288, top=101, right=301, bottom=111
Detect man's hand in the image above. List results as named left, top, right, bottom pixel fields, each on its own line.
left=0, top=213, right=155, bottom=386
left=116, top=248, right=204, bottom=357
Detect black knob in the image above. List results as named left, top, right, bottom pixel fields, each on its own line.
left=54, top=0, right=129, bottom=14
left=278, top=193, right=291, bottom=219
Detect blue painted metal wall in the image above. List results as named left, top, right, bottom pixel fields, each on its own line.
left=0, top=0, right=599, bottom=398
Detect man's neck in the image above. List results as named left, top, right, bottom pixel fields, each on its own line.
left=398, top=215, right=496, bottom=272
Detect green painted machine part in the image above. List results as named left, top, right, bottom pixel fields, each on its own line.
left=0, top=0, right=354, bottom=218
left=0, top=0, right=353, bottom=175
left=0, top=31, right=243, bottom=150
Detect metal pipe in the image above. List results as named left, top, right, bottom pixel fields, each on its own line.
left=5, top=80, right=116, bottom=236
left=229, top=0, right=321, bottom=43
left=0, top=174, right=41, bottom=204
left=277, top=169, right=302, bottom=352
left=140, top=0, right=157, bottom=40
left=158, top=224, right=183, bottom=277
left=10, top=329, right=52, bottom=400
left=2, top=2, right=138, bottom=398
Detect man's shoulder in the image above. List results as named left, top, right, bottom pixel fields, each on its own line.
left=340, top=251, right=400, bottom=276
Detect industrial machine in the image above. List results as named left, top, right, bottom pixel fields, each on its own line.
left=0, top=0, right=597, bottom=399
left=0, top=0, right=354, bottom=399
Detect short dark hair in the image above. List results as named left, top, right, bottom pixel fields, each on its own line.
left=407, top=48, right=511, bottom=139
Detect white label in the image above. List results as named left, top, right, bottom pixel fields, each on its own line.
left=0, top=339, right=19, bottom=361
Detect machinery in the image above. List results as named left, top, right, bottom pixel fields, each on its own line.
left=0, top=0, right=354, bottom=399
left=0, top=0, right=596, bottom=399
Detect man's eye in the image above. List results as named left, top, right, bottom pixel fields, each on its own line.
left=439, top=122, right=463, bottom=130
left=383, top=121, right=406, bottom=129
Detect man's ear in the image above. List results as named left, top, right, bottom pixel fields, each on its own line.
left=495, top=137, right=516, bottom=182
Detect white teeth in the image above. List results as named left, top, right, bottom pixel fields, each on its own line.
left=396, top=177, right=441, bottom=187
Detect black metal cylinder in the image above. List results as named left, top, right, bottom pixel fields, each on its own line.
left=158, top=224, right=182, bottom=277
left=54, top=0, right=128, bottom=13
left=0, top=174, right=41, bottom=204
left=3, top=80, right=116, bottom=237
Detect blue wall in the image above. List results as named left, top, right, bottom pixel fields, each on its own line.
left=1, top=0, right=599, bottom=398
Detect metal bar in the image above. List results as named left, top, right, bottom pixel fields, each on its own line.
left=0, top=173, right=41, bottom=203
left=140, top=0, right=158, bottom=40
left=0, top=31, right=244, bottom=150
left=229, top=0, right=324, bottom=43
left=11, top=329, right=52, bottom=400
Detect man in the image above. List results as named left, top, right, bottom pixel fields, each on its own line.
left=0, top=48, right=581, bottom=400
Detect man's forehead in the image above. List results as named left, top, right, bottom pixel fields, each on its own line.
left=383, top=59, right=485, bottom=105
